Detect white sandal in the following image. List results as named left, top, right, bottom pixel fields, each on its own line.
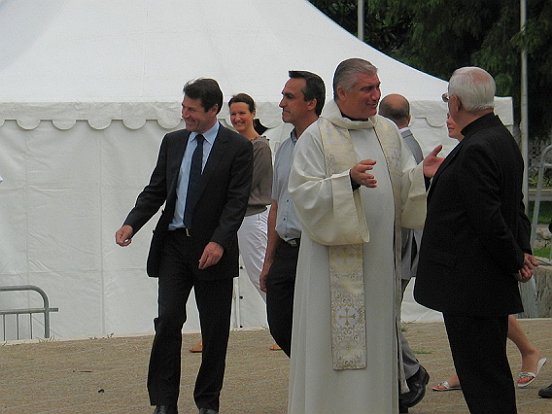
left=517, top=357, right=547, bottom=388
left=432, top=380, right=461, bottom=392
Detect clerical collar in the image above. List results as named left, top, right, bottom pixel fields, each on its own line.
left=340, top=111, right=369, bottom=122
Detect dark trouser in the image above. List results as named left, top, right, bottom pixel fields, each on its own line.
left=444, top=313, right=516, bottom=414
left=147, top=232, right=233, bottom=412
left=400, top=278, right=421, bottom=381
left=266, top=240, right=299, bottom=357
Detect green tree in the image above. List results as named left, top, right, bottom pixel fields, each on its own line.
left=309, top=0, right=552, bottom=140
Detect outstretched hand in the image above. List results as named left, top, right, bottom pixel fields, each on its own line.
left=350, top=159, right=378, bottom=188
left=423, top=145, right=444, bottom=178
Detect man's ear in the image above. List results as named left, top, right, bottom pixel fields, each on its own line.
left=208, top=104, right=219, bottom=115
left=306, top=98, right=317, bottom=112
left=450, top=95, right=462, bottom=113
left=456, top=97, right=463, bottom=111
left=336, top=85, right=347, bottom=101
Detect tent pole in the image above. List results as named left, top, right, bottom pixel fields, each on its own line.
left=521, top=0, right=529, bottom=208
left=519, top=0, right=538, bottom=318
left=357, top=0, right=364, bottom=40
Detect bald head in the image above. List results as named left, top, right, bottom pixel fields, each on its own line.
left=379, top=93, right=410, bottom=129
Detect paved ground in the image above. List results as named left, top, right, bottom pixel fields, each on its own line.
left=1, top=319, right=551, bottom=414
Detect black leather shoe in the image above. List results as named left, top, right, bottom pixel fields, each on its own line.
left=399, top=402, right=409, bottom=413
left=198, top=409, right=218, bottom=414
left=152, top=405, right=178, bottom=414
left=539, top=383, right=552, bottom=398
left=399, top=365, right=430, bottom=408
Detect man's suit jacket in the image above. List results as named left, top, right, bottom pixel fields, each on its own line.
left=124, top=124, right=253, bottom=279
left=400, top=128, right=424, bottom=280
left=414, top=114, right=531, bottom=316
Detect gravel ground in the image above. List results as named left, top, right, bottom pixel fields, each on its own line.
left=1, top=320, right=551, bottom=414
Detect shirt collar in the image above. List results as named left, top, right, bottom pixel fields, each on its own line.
left=461, top=112, right=497, bottom=139
left=191, top=122, right=220, bottom=144
left=289, top=128, right=298, bottom=143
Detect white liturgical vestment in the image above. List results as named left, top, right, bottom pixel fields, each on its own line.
left=287, top=100, right=427, bottom=414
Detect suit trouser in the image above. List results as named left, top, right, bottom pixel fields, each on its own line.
left=237, top=209, right=268, bottom=300
left=266, top=240, right=299, bottom=357
left=443, top=313, right=516, bottom=414
left=400, top=278, right=421, bottom=380
left=147, top=231, right=233, bottom=411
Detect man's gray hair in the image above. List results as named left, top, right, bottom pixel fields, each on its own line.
left=333, top=58, right=378, bottom=100
left=448, top=67, right=495, bottom=112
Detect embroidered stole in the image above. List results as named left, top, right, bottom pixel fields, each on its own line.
left=318, top=116, right=403, bottom=370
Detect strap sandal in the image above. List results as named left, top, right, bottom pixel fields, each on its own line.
left=432, top=380, right=461, bottom=392
left=517, top=357, right=547, bottom=388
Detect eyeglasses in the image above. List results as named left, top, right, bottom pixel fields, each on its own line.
left=441, top=92, right=450, bottom=103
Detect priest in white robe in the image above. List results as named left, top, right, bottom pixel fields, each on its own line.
left=287, top=58, right=443, bottom=414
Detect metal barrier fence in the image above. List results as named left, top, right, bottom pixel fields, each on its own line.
left=0, top=285, right=59, bottom=340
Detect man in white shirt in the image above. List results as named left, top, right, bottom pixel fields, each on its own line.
left=259, top=70, right=325, bottom=357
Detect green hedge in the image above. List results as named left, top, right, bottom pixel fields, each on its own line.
left=528, top=201, right=552, bottom=225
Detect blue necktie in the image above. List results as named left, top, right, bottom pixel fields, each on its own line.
left=183, top=134, right=204, bottom=229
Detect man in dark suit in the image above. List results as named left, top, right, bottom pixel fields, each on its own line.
left=115, top=78, right=253, bottom=414
left=380, top=93, right=429, bottom=413
left=414, top=67, right=538, bottom=414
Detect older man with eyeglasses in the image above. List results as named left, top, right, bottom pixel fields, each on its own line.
left=415, top=67, right=538, bottom=414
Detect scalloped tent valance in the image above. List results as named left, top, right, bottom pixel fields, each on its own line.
left=0, top=102, right=182, bottom=131
left=0, top=101, right=288, bottom=132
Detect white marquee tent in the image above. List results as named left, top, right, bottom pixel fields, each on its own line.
left=0, top=0, right=513, bottom=339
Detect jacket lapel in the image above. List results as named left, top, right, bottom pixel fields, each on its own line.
left=429, top=140, right=463, bottom=197
left=163, top=131, right=190, bottom=219
left=196, top=125, right=229, bottom=198
left=170, top=131, right=190, bottom=192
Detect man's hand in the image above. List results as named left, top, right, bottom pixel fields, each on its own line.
left=199, top=241, right=224, bottom=270
left=259, top=261, right=272, bottom=293
left=518, top=253, right=539, bottom=282
left=115, top=224, right=134, bottom=247
left=350, top=159, right=377, bottom=188
left=423, top=145, right=444, bottom=178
